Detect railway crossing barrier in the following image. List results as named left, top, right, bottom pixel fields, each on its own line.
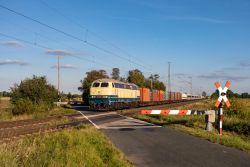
left=141, top=81, right=231, bottom=135
left=141, top=109, right=215, bottom=131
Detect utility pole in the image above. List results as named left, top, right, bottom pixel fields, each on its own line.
left=189, top=76, right=193, bottom=95
left=57, top=55, right=61, bottom=102
left=168, top=62, right=171, bottom=99
left=150, top=74, right=153, bottom=90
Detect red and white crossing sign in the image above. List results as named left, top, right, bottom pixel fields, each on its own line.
left=215, top=81, right=231, bottom=108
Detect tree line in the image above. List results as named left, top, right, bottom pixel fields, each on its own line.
left=0, top=91, right=12, bottom=97
left=210, top=90, right=250, bottom=99
left=78, top=68, right=166, bottom=102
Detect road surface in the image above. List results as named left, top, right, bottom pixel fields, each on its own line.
left=75, top=106, right=250, bottom=167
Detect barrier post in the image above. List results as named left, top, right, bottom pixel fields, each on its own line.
left=218, top=104, right=223, bottom=135
left=214, top=81, right=231, bottom=136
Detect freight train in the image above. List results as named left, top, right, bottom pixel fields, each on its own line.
left=89, top=78, right=202, bottom=110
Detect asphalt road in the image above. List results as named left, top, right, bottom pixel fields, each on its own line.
left=75, top=106, right=250, bottom=167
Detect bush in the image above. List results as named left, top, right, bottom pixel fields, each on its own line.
left=11, top=75, right=58, bottom=106
left=12, top=99, right=35, bottom=115
left=10, top=75, right=58, bottom=115
left=12, top=99, right=52, bottom=115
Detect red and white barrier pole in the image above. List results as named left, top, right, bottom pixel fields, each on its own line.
left=141, top=110, right=207, bottom=115
left=219, top=107, right=223, bottom=136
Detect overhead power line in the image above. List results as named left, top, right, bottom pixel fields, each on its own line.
left=40, top=0, right=148, bottom=66
left=0, top=16, right=119, bottom=68
left=0, top=4, right=151, bottom=72
left=0, top=32, right=113, bottom=69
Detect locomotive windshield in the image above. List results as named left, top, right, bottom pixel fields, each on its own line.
left=101, top=83, right=109, bottom=87
left=92, top=82, right=100, bottom=87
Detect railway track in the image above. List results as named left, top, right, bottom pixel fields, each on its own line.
left=0, top=100, right=202, bottom=143
left=0, top=113, right=80, bottom=129
left=118, top=99, right=203, bottom=117
left=0, top=113, right=88, bottom=143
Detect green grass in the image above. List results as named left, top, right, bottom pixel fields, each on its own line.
left=0, top=125, right=132, bottom=167
left=0, top=99, right=76, bottom=122
left=169, top=125, right=250, bottom=153
left=135, top=98, right=250, bottom=153
left=0, top=97, right=78, bottom=122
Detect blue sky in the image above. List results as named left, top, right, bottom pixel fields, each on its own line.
left=0, top=0, right=250, bottom=94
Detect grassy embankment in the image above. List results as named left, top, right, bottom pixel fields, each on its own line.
left=136, top=99, right=250, bottom=153
left=0, top=125, right=132, bottom=167
left=0, top=97, right=75, bottom=122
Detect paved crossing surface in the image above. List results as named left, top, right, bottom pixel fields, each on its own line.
left=75, top=106, right=250, bottom=167
left=75, top=106, right=160, bottom=129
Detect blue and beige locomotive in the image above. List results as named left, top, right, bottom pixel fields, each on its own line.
left=89, top=79, right=140, bottom=110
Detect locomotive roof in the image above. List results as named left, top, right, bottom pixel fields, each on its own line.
left=93, top=78, right=138, bottom=86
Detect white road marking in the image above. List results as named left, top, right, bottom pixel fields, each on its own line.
left=100, top=126, right=162, bottom=129
left=77, top=111, right=100, bottom=129
left=86, top=112, right=117, bottom=118
left=77, top=110, right=161, bottom=130
left=116, top=113, right=159, bottom=127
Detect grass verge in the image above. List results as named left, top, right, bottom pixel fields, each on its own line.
left=0, top=125, right=132, bottom=167
left=0, top=105, right=76, bottom=122
left=169, top=124, right=250, bottom=153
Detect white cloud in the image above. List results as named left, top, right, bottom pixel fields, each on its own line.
left=240, top=62, right=250, bottom=67
left=164, top=16, right=232, bottom=24
left=0, top=40, right=24, bottom=48
left=46, top=49, right=74, bottom=56
left=51, top=64, right=78, bottom=69
left=198, top=73, right=250, bottom=82
left=0, top=59, right=28, bottom=66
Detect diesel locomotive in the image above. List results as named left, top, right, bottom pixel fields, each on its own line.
left=89, top=79, right=140, bottom=110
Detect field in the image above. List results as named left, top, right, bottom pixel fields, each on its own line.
left=0, top=125, right=131, bottom=167
left=136, top=99, right=250, bottom=152
left=0, top=97, right=11, bottom=109
left=0, top=97, right=75, bottom=122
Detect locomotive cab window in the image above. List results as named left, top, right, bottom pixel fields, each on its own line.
left=92, top=82, right=100, bottom=87
left=101, top=82, right=109, bottom=87
left=132, top=86, right=137, bottom=90
left=125, top=85, right=130, bottom=89
left=114, top=83, right=119, bottom=88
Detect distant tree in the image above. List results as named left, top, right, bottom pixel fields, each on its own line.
left=144, top=79, right=152, bottom=89
left=127, top=69, right=145, bottom=87
left=202, top=91, right=207, bottom=97
left=150, top=74, right=160, bottom=81
left=154, top=81, right=166, bottom=91
left=0, top=91, right=11, bottom=97
left=144, top=74, right=166, bottom=91
left=10, top=75, right=58, bottom=106
left=78, top=70, right=109, bottom=103
left=67, top=92, right=72, bottom=101
left=119, top=77, right=127, bottom=82
left=72, top=94, right=81, bottom=99
left=241, top=92, right=249, bottom=98
left=111, top=68, right=120, bottom=80
left=210, top=89, right=240, bottom=99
